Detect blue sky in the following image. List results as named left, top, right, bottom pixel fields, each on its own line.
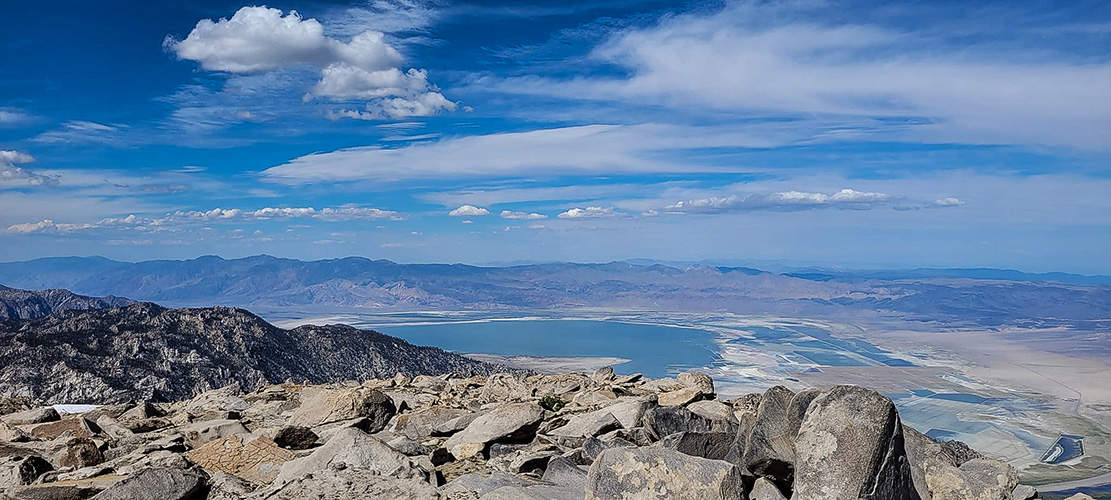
left=1, top=0, right=1109, bottom=272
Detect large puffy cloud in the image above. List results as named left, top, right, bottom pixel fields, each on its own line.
left=0, top=151, right=59, bottom=186
left=166, top=6, right=454, bottom=120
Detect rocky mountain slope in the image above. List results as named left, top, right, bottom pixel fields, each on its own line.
left=0, top=303, right=500, bottom=404
left=0, top=285, right=132, bottom=320
left=1, top=255, right=1108, bottom=328
left=0, top=370, right=1052, bottom=499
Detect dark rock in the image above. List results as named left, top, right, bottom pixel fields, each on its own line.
left=739, top=385, right=797, bottom=489
left=89, top=467, right=208, bottom=500
left=59, top=438, right=104, bottom=469
left=0, top=455, right=52, bottom=490
left=271, top=426, right=318, bottom=450
left=656, top=431, right=733, bottom=460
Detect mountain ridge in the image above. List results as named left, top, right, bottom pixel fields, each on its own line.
left=0, top=300, right=503, bottom=404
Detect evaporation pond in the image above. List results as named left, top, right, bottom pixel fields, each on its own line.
left=378, top=320, right=718, bottom=378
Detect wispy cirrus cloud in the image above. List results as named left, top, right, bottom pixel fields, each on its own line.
left=664, top=189, right=894, bottom=214
left=483, top=1, right=1111, bottom=150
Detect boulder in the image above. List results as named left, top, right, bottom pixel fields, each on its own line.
left=739, top=385, right=797, bottom=488
left=0, top=455, right=52, bottom=491
left=274, top=427, right=426, bottom=486
left=89, top=467, right=208, bottom=500
left=657, top=388, right=705, bottom=407
left=186, top=434, right=295, bottom=484
left=656, top=432, right=733, bottom=460
left=392, top=407, right=471, bottom=439
left=179, top=385, right=249, bottom=415
left=572, top=390, right=618, bottom=406
left=270, top=426, right=318, bottom=450
left=182, top=419, right=249, bottom=448
left=0, top=421, right=29, bottom=443
left=542, top=456, right=588, bottom=490
left=288, top=388, right=396, bottom=432
left=600, top=398, right=655, bottom=429
left=442, top=472, right=544, bottom=497
left=443, top=403, right=544, bottom=459
left=750, top=477, right=788, bottom=500
left=585, top=447, right=744, bottom=500
left=58, top=437, right=104, bottom=469
left=920, top=456, right=1019, bottom=500
left=793, top=385, right=918, bottom=500
left=677, top=372, right=715, bottom=395
left=548, top=410, right=621, bottom=440
left=591, top=366, right=615, bottom=383
left=29, top=418, right=99, bottom=440
left=583, top=434, right=635, bottom=463
left=1, top=407, right=59, bottom=426
left=687, top=400, right=740, bottom=433
left=642, top=406, right=727, bottom=439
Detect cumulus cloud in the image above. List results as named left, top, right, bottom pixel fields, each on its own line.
left=500, top=210, right=547, bottom=220
left=557, top=206, right=618, bottom=219
left=449, top=205, right=490, bottom=217
left=665, top=188, right=892, bottom=213
left=934, top=197, right=965, bottom=207
left=0, top=151, right=59, bottom=186
left=167, top=6, right=454, bottom=120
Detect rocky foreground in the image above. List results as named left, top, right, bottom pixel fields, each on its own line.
left=0, top=369, right=1068, bottom=500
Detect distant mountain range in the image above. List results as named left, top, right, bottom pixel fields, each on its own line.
left=1, top=255, right=1109, bottom=328
left=0, top=284, right=133, bottom=320
left=0, top=298, right=501, bottom=403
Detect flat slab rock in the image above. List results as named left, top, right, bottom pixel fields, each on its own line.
left=585, top=447, right=744, bottom=500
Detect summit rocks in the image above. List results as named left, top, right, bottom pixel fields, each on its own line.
left=0, top=370, right=1032, bottom=500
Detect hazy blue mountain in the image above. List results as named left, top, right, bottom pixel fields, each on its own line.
left=1, top=255, right=1108, bottom=328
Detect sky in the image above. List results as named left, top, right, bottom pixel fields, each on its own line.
left=1, top=0, right=1109, bottom=273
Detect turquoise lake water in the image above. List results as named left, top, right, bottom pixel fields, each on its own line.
left=377, top=320, right=719, bottom=379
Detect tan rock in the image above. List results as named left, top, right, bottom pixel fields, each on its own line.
left=657, top=387, right=704, bottom=407
left=187, top=434, right=294, bottom=484
left=29, top=417, right=98, bottom=440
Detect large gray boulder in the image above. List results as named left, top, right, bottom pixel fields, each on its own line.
left=273, top=427, right=426, bottom=487
left=288, top=388, right=396, bottom=432
left=585, top=447, right=744, bottom=500
left=739, top=385, right=797, bottom=487
left=642, top=406, right=731, bottom=439
left=90, top=467, right=208, bottom=500
left=793, top=386, right=919, bottom=500
left=443, top=402, right=545, bottom=459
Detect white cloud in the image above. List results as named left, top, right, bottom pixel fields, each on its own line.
left=262, top=123, right=784, bottom=183
left=0, top=151, right=59, bottom=186
left=0, top=109, right=33, bottom=127
left=500, top=210, right=547, bottom=220
left=33, top=121, right=126, bottom=146
left=490, top=2, right=1111, bottom=150
left=167, top=6, right=455, bottom=120
left=934, top=197, right=965, bottom=207
left=557, top=206, right=618, bottom=219
left=664, top=188, right=892, bottom=213
left=2, top=205, right=402, bottom=235
left=449, top=205, right=490, bottom=217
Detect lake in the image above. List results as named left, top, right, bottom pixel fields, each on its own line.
left=375, top=319, right=720, bottom=379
